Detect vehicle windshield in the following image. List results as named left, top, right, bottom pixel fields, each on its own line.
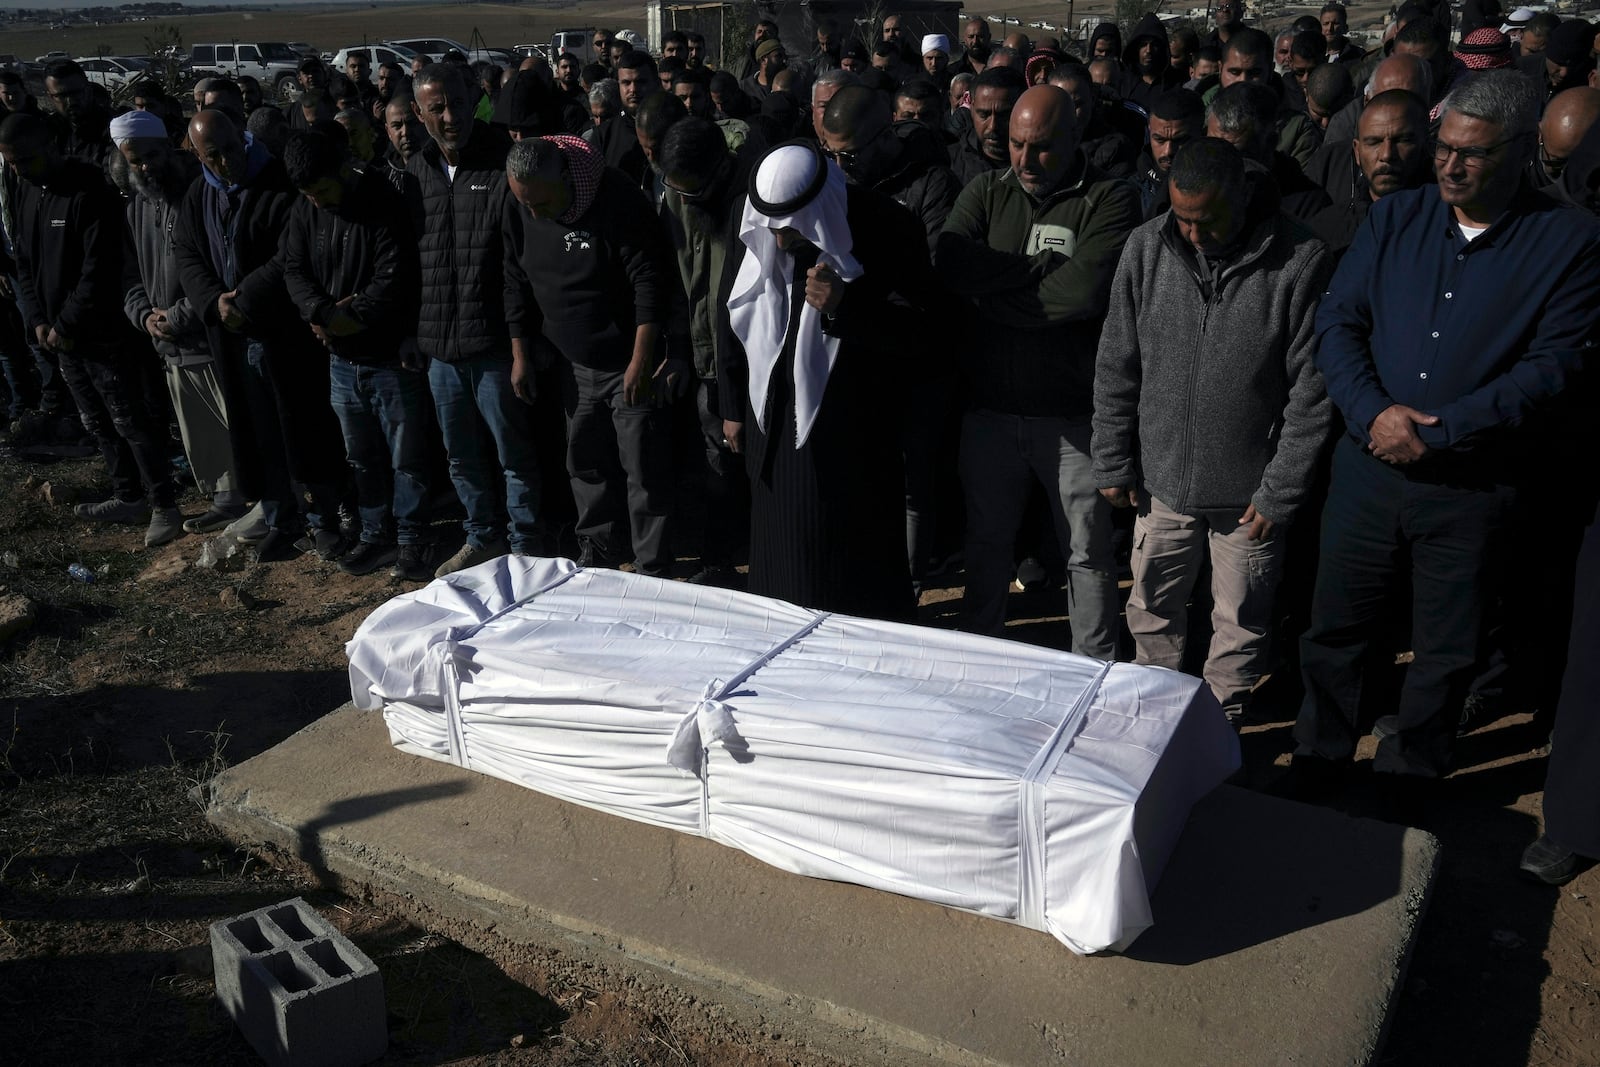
left=259, top=43, right=298, bottom=61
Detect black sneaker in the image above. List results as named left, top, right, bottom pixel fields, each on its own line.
left=312, top=527, right=349, bottom=561
left=577, top=540, right=618, bottom=568
left=390, top=543, right=433, bottom=582
left=339, top=541, right=399, bottom=576
left=253, top=527, right=301, bottom=563
left=1519, top=835, right=1595, bottom=886
left=687, top=563, right=736, bottom=588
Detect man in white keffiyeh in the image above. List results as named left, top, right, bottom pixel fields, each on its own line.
left=721, top=140, right=938, bottom=622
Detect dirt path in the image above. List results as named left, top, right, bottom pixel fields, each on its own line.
left=1, top=447, right=1595, bottom=1065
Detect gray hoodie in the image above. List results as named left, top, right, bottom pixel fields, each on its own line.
left=1091, top=175, right=1334, bottom=523
left=123, top=164, right=213, bottom=368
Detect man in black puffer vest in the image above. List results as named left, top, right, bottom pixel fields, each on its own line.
left=406, top=62, right=545, bottom=578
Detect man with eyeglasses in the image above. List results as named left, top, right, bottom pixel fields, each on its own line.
left=1532, top=85, right=1600, bottom=188
left=1280, top=71, right=1600, bottom=820
left=591, top=30, right=613, bottom=66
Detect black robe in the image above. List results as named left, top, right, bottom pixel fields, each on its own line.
left=720, top=185, right=937, bottom=622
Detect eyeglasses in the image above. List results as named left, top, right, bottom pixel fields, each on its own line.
left=1431, top=134, right=1522, bottom=168
left=1539, top=139, right=1568, bottom=178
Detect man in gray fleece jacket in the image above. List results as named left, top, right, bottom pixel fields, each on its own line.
left=1092, top=139, right=1333, bottom=719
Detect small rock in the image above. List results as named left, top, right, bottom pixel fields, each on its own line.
left=40, top=481, right=77, bottom=507
left=219, top=587, right=256, bottom=611
left=125, top=874, right=151, bottom=892
left=136, top=551, right=188, bottom=584
left=1, top=551, right=18, bottom=568
left=0, top=594, right=37, bottom=643
left=22, top=474, right=41, bottom=490
left=509, top=1034, right=527, bottom=1049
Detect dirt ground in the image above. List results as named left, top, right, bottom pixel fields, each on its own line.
left=1, top=435, right=1596, bottom=1066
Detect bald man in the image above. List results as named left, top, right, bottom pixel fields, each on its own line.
left=1536, top=87, right=1600, bottom=186
left=174, top=110, right=353, bottom=562
left=936, top=85, right=1143, bottom=648
left=1322, top=53, right=1433, bottom=150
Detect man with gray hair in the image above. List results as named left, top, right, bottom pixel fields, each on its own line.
left=114, top=109, right=248, bottom=536
left=1206, top=81, right=1330, bottom=220
left=1281, top=70, right=1600, bottom=815
left=810, top=68, right=857, bottom=143
left=1093, top=138, right=1333, bottom=721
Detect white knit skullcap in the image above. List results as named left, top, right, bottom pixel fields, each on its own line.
left=922, top=34, right=950, bottom=55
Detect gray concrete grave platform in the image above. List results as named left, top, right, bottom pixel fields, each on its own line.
left=208, top=704, right=1440, bottom=1067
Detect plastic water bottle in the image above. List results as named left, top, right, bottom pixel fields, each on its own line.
left=67, top=562, right=95, bottom=584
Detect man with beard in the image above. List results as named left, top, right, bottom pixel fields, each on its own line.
left=1282, top=71, right=1600, bottom=817
left=379, top=91, right=425, bottom=189
left=1133, top=88, right=1205, bottom=218
left=281, top=129, right=430, bottom=579
left=952, top=17, right=991, bottom=78
left=1048, top=64, right=1138, bottom=178
left=1118, top=13, right=1187, bottom=110
left=1306, top=90, right=1430, bottom=257
left=1204, top=0, right=1243, bottom=52
left=0, top=112, right=183, bottom=546
left=590, top=51, right=656, bottom=184
left=115, top=109, right=248, bottom=535
left=1208, top=82, right=1330, bottom=221
left=175, top=110, right=353, bottom=562
left=948, top=65, right=1026, bottom=185
left=287, top=57, right=334, bottom=132
left=43, top=60, right=111, bottom=167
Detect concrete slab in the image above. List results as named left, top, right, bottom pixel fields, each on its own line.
left=208, top=704, right=1440, bottom=1067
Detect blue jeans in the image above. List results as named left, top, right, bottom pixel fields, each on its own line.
left=959, top=409, right=1118, bottom=658
left=330, top=357, right=432, bottom=544
left=427, top=354, right=541, bottom=551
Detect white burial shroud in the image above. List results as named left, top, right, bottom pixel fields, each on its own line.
left=346, top=556, right=1240, bottom=954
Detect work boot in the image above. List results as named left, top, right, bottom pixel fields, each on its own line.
left=339, top=540, right=399, bottom=576
left=434, top=538, right=508, bottom=578
left=390, top=543, right=433, bottom=582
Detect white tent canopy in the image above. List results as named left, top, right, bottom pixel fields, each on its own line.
left=347, top=556, right=1240, bottom=954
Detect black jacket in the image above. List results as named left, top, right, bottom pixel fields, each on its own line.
left=282, top=165, right=420, bottom=364
left=12, top=158, right=125, bottom=352
left=173, top=152, right=303, bottom=347
left=948, top=125, right=1006, bottom=189
left=1117, top=14, right=1188, bottom=110
left=503, top=167, right=672, bottom=372
left=404, top=121, right=513, bottom=363
left=591, top=114, right=648, bottom=185
left=865, top=121, right=961, bottom=256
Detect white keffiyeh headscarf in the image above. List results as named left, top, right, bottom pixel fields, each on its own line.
left=727, top=142, right=862, bottom=449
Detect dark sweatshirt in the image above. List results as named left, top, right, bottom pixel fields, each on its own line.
left=13, top=157, right=124, bottom=352
left=502, top=166, right=671, bottom=371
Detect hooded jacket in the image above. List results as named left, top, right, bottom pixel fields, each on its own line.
left=1092, top=172, right=1334, bottom=523
left=403, top=120, right=513, bottom=363
left=1117, top=14, right=1188, bottom=109
left=937, top=152, right=1142, bottom=417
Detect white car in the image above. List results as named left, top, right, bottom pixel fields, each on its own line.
left=75, top=56, right=152, bottom=90
left=385, top=36, right=506, bottom=65
left=331, top=43, right=420, bottom=72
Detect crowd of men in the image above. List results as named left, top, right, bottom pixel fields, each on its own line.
left=0, top=2, right=1597, bottom=883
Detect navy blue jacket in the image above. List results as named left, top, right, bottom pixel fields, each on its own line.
left=1315, top=182, right=1600, bottom=465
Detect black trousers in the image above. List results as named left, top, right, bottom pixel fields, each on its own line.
left=57, top=346, right=175, bottom=509
left=1294, top=437, right=1515, bottom=777
left=1543, top=490, right=1600, bottom=858
left=562, top=362, right=673, bottom=575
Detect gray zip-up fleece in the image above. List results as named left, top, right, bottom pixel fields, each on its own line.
left=1091, top=179, right=1334, bottom=524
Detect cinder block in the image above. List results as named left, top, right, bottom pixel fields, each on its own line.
left=210, top=897, right=386, bottom=1066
